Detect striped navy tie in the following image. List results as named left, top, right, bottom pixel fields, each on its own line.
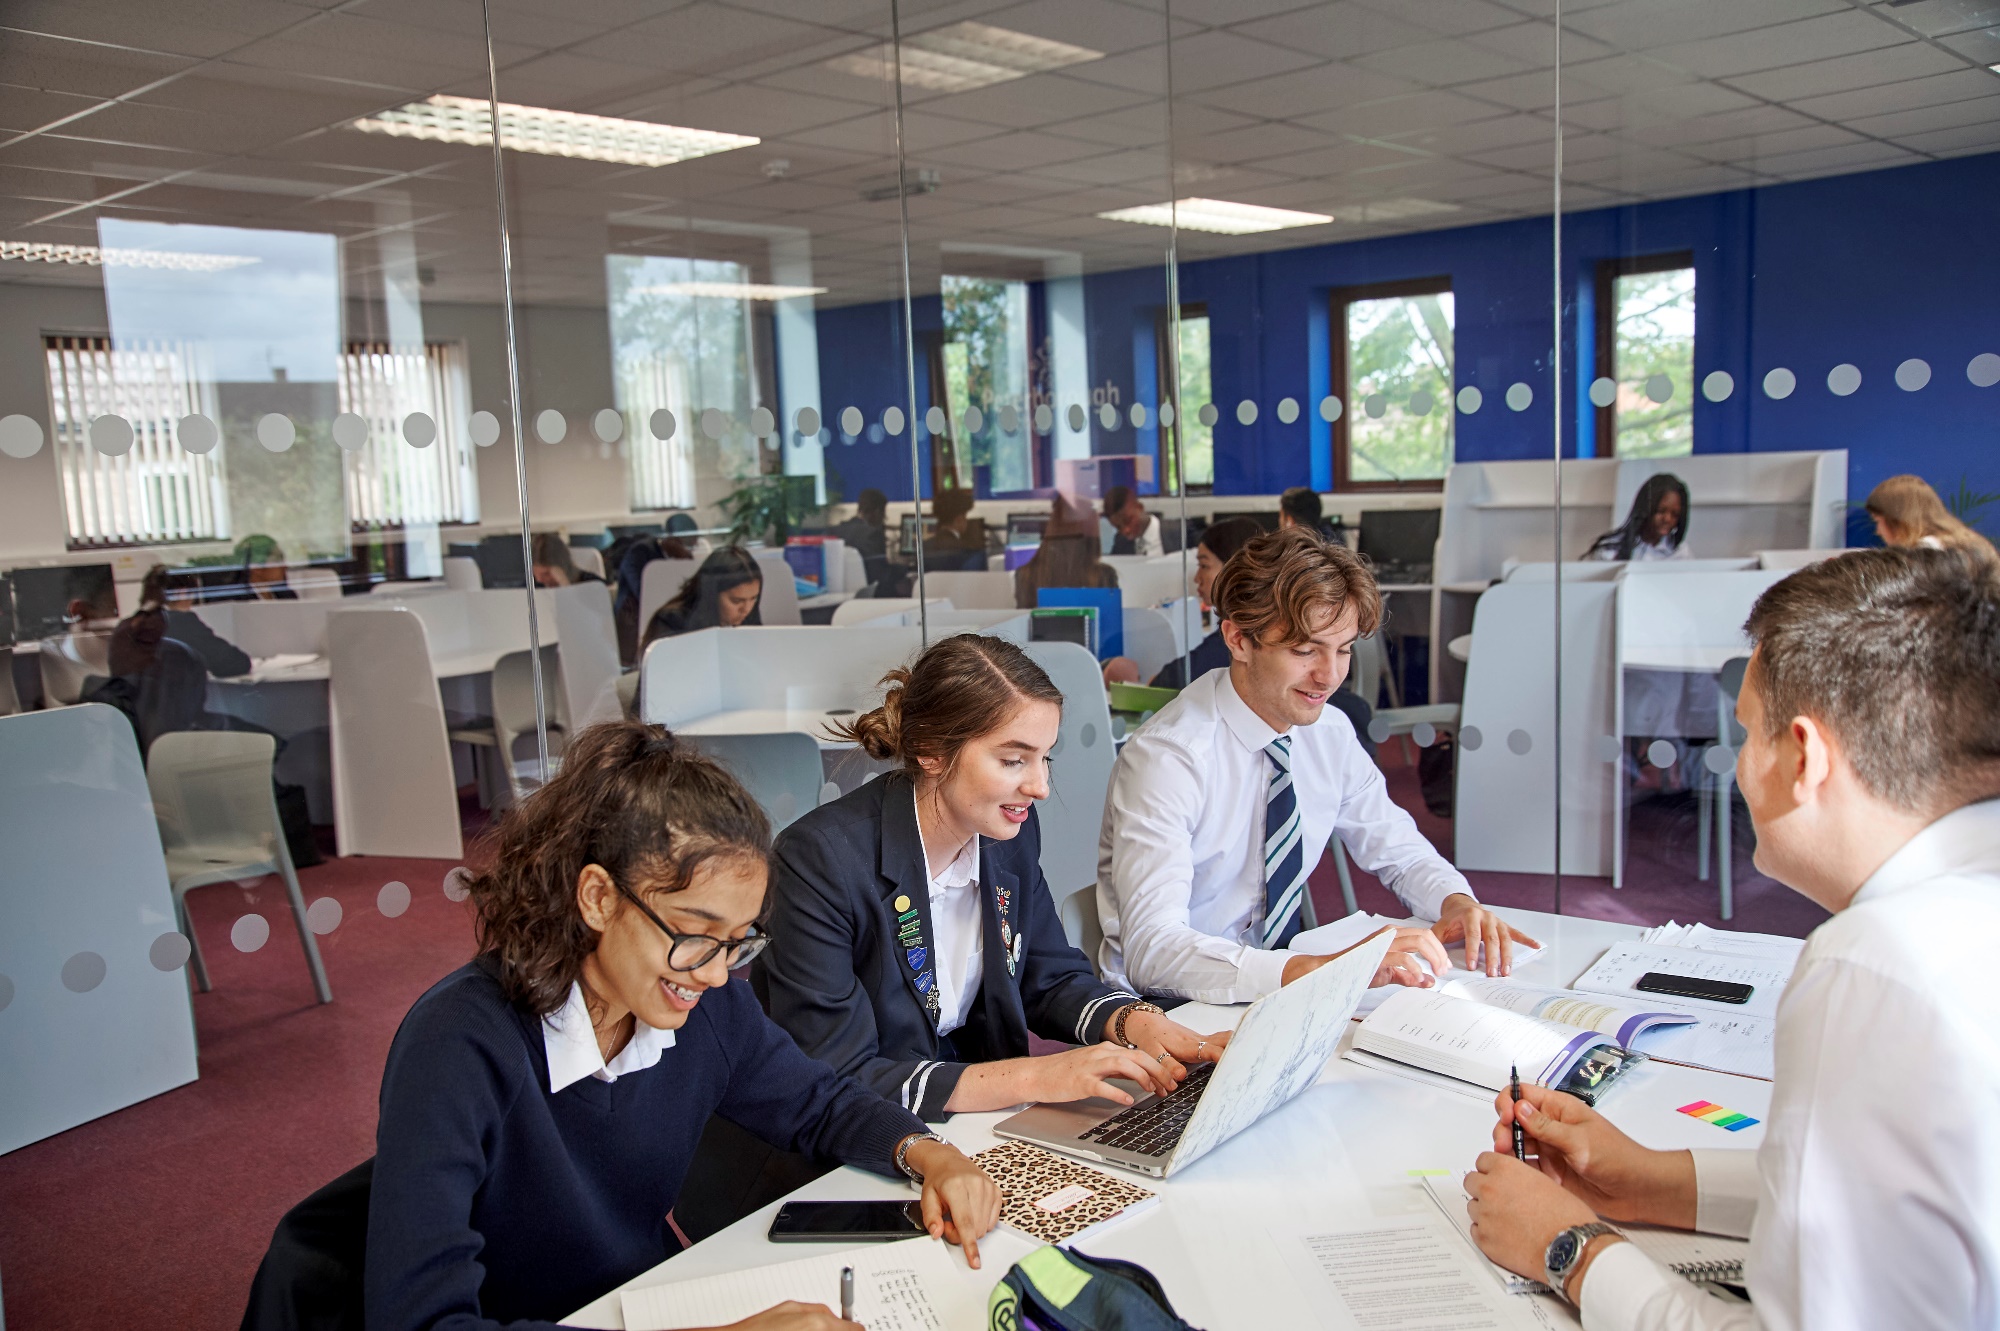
left=1262, top=735, right=1307, bottom=948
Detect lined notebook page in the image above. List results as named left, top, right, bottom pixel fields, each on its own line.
left=620, top=1237, right=974, bottom=1331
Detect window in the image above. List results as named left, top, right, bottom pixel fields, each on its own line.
left=1595, top=254, right=1694, bottom=458
left=937, top=275, right=1032, bottom=494
left=339, top=340, right=479, bottom=528
left=1156, top=305, right=1213, bottom=493
left=45, top=334, right=227, bottom=547
left=1333, top=278, right=1454, bottom=490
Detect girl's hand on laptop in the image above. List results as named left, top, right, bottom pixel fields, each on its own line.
left=1121, top=1007, right=1232, bottom=1081
left=1028, top=1042, right=1180, bottom=1104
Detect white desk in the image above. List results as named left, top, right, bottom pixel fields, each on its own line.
left=565, top=907, right=1771, bottom=1329
left=1622, top=646, right=1745, bottom=674
left=674, top=707, right=863, bottom=751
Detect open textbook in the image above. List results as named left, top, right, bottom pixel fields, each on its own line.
left=1346, top=977, right=1695, bottom=1103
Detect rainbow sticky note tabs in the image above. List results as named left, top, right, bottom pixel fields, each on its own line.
left=1677, top=1100, right=1760, bottom=1132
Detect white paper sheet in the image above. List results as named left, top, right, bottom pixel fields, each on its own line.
left=1286, top=1219, right=1547, bottom=1330
left=619, top=1238, right=981, bottom=1331
left=1629, top=1012, right=1777, bottom=1080
left=1571, top=943, right=1792, bottom=1018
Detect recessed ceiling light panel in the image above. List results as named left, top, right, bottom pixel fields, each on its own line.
left=1096, top=198, right=1335, bottom=235
left=636, top=281, right=828, bottom=301
left=0, top=240, right=260, bottom=271
left=827, top=22, right=1102, bottom=93
left=348, top=95, right=757, bottom=168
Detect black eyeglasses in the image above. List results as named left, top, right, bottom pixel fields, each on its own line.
left=612, top=879, right=769, bottom=972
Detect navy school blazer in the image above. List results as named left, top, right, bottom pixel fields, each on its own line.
left=755, top=771, right=1140, bottom=1121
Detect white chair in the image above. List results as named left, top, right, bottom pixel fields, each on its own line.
left=569, top=544, right=607, bottom=579
left=146, top=730, right=332, bottom=1004
left=449, top=644, right=565, bottom=804
left=39, top=631, right=110, bottom=705
left=1695, top=656, right=1750, bottom=921
left=289, top=567, right=342, bottom=601
left=371, top=580, right=435, bottom=596
left=1350, top=631, right=1459, bottom=761
left=752, top=549, right=802, bottom=626
left=638, top=557, right=701, bottom=635
left=682, top=731, right=827, bottom=833
left=551, top=582, right=623, bottom=729
left=442, top=556, right=483, bottom=591
left=328, top=607, right=463, bottom=858
left=1022, top=640, right=1117, bottom=952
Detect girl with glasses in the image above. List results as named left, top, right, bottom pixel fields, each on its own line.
left=365, top=721, right=999, bottom=1331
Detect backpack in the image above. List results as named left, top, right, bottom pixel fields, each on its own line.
left=987, top=1246, right=1203, bottom=1331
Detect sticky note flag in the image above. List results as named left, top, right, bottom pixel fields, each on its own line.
left=1677, top=1100, right=1760, bottom=1132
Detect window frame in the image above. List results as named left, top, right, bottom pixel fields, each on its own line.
left=1593, top=250, right=1695, bottom=458
left=1331, top=275, right=1453, bottom=493
left=1154, top=301, right=1212, bottom=495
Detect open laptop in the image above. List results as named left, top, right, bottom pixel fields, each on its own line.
left=995, top=932, right=1392, bottom=1178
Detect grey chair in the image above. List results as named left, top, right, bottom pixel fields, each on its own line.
left=1695, top=656, right=1751, bottom=921
left=1351, top=631, right=1459, bottom=760
left=449, top=644, right=566, bottom=805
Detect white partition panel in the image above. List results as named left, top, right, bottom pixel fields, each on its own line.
left=550, top=583, right=622, bottom=729
left=1121, top=607, right=1180, bottom=681
left=1102, top=554, right=1192, bottom=608
left=1612, top=450, right=1846, bottom=557
left=637, top=558, right=700, bottom=639
left=0, top=705, right=200, bottom=1155
left=752, top=549, right=802, bottom=626
left=639, top=627, right=923, bottom=737
left=919, top=570, right=1016, bottom=609
left=328, top=608, right=463, bottom=859
left=829, top=597, right=954, bottom=627
left=1437, top=459, right=1618, bottom=587
left=1022, top=641, right=1116, bottom=925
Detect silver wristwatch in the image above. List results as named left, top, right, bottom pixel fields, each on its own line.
left=894, top=1131, right=946, bottom=1183
left=1544, top=1222, right=1622, bottom=1302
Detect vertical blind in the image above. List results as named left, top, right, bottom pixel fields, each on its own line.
left=620, top=350, right=697, bottom=510
left=339, top=340, right=479, bottom=528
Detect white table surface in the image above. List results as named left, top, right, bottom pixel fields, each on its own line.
left=1622, top=646, right=1747, bottom=674
left=673, top=707, right=864, bottom=751
left=565, top=906, right=1772, bottom=1329
left=796, top=590, right=859, bottom=611
left=209, top=645, right=517, bottom=685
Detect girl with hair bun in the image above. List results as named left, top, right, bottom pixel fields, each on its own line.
left=354, top=719, right=999, bottom=1331
left=756, top=634, right=1228, bottom=1125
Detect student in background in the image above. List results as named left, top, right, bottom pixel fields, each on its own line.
left=1102, top=485, right=1162, bottom=556
left=639, top=546, right=762, bottom=651
left=1278, top=486, right=1333, bottom=539
left=613, top=529, right=705, bottom=664
left=531, top=533, right=604, bottom=588
left=1586, top=474, right=1691, bottom=561
left=1013, top=496, right=1119, bottom=609
left=919, top=487, right=985, bottom=571
left=831, top=487, right=889, bottom=560
left=1864, top=473, right=1996, bottom=557
left=760, top=634, right=1229, bottom=1123
left=1463, top=546, right=2000, bottom=1331
left=232, top=534, right=298, bottom=600
left=1099, top=528, right=1533, bottom=1004
left=361, top=722, right=1000, bottom=1330
left=114, top=565, right=251, bottom=679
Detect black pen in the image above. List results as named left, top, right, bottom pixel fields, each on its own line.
left=1510, top=1064, right=1528, bottom=1162
left=841, top=1265, right=854, bottom=1322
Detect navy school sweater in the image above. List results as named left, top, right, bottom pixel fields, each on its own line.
left=365, top=959, right=929, bottom=1330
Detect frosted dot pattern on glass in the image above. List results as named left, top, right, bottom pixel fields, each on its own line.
left=1459, top=725, right=1483, bottom=751
left=61, top=951, right=107, bottom=993
left=0, top=973, right=12, bottom=1013
left=882, top=406, right=904, bottom=436
left=818, top=781, right=841, bottom=807
left=0, top=413, right=45, bottom=458
left=470, top=409, right=501, bottom=447
left=1155, top=402, right=1172, bottom=428
left=1703, top=745, right=1735, bottom=775
left=649, top=408, right=677, bottom=441
left=257, top=413, right=296, bottom=452
left=1319, top=395, right=1343, bottom=422
left=1826, top=363, right=1862, bottom=397
left=1099, top=402, right=1118, bottom=430
left=1128, top=403, right=1146, bottom=429
left=1588, top=377, right=1616, bottom=409
left=1034, top=404, right=1053, bottom=433
left=1763, top=368, right=1796, bottom=399
left=150, top=931, right=191, bottom=971
left=1455, top=386, right=1481, bottom=415
left=180, top=413, right=221, bottom=454
left=1644, top=374, right=1673, bottom=404
left=593, top=407, right=625, bottom=443
left=1367, top=717, right=1392, bottom=744
left=1411, top=721, right=1437, bottom=747
left=700, top=408, right=726, bottom=440
left=378, top=880, right=411, bottom=918
left=403, top=412, right=437, bottom=448
left=92, top=415, right=135, bottom=456
left=1000, top=404, right=1020, bottom=433
left=1969, top=353, right=2000, bottom=388
left=1235, top=399, right=1257, bottom=426
left=331, top=412, right=368, bottom=451
left=1363, top=393, right=1387, bottom=420
left=1506, top=729, right=1532, bottom=755
left=535, top=409, right=567, bottom=443
left=306, top=897, right=343, bottom=935
left=1067, top=404, right=1086, bottom=432
left=840, top=406, right=863, bottom=436
left=1080, top=722, right=1098, bottom=749
left=1701, top=371, right=1734, bottom=403
left=1198, top=403, right=1219, bottom=427
left=1594, top=735, right=1622, bottom=763
left=1505, top=383, right=1532, bottom=412
left=965, top=405, right=984, bottom=433
left=750, top=406, right=774, bottom=437
left=1407, top=390, right=1433, bottom=418
left=1276, top=396, right=1299, bottom=424
left=1895, top=358, right=1931, bottom=392
left=1647, top=739, right=1678, bottom=769
left=925, top=406, right=946, bottom=435
left=443, top=866, right=473, bottom=903
left=796, top=406, right=820, bottom=436
left=231, top=913, right=271, bottom=953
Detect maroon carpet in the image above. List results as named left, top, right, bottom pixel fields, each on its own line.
left=0, top=760, right=1825, bottom=1330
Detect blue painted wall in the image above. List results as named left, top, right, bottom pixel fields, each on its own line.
left=814, top=151, right=2000, bottom=506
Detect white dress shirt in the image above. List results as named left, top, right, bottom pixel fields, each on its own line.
left=1133, top=513, right=1163, bottom=557
left=1592, top=535, right=1690, bottom=562
left=540, top=980, right=677, bottom=1094
left=1581, top=797, right=2000, bottom=1331
left=1095, top=666, right=1473, bottom=1003
left=915, top=823, right=985, bottom=1038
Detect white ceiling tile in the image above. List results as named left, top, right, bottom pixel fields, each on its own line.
left=1351, top=37, right=1541, bottom=86
left=1562, top=0, right=1848, bottom=53
left=1291, top=90, right=1514, bottom=138
left=1746, top=139, right=1921, bottom=177
left=1156, top=29, right=1330, bottom=94
left=571, top=5, right=849, bottom=74
left=1470, top=21, right=1615, bottom=66
left=658, top=84, right=897, bottom=139
left=1386, top=111, right=1558, bottom=156
left=1345, top=0, right=1522, bottom=39
left=1193, top=62, right=1418, bottom=119
left=920, top=130, right=1113, bottom=172
left=1935, top=26, right=2000, bottom=64
left=1231, top=6, right=1438, bottom=63
left=1619, top=103, right=1814, bottom=148
left=1864, top=0, right=2000, bottom=40
left=976, top=0, right=1178, bottom=56
left=3, top=0, right=324, bottom=61
left=1891, top=121, right=2000, bottom=154
left=1169, top=0, right=1329, bottom=24
left=908, top=72, right=1155, bottom=130
left=1785, top=66, right=2000, bottom=121
left=1845, top=93, right=2000, bottom=139
left=1645, top=10, right=1911, bottom=80
left=1177, top=120, right=1334, bottom=163
left=1727, top=41, right=1966, bottom=103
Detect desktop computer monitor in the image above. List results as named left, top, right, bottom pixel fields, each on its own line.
left=1211, top=510, right=1280, bottom=533
left=609, top=523, right=664, bottom=543
left=1357, top=509, right=1441, bottom=577
left=12, top=563, right=117, bottom=639
left=475, top=534, right=528, bottom=589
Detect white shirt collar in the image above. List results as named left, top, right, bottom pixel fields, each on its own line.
left=540, top=979, right=676, bottom=1094
left=1214, top=668, right=1285, bottom=753
left=1851, top=797, right=2000, bottom=909
left=916, top=817, right=979, bottom=892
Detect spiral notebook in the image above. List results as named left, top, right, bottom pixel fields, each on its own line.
left=1422, top=1177, right=1748, bottom=1291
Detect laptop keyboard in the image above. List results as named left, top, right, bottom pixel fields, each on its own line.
left=1077, top=1063, right=1215, bottom=1158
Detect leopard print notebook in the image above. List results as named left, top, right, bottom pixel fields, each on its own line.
left=972, top=1140, right=1161, bottom=1246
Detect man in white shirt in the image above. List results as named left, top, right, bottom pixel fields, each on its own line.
left=1096, top=527, right=1535, bottom=1004
left=1463, top=546, right=2000, bottom=1331
left=1102, top=486, right=1163, bottom=557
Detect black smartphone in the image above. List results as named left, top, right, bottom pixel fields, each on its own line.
left=768, top=1200, right=928, bottom=1243
left=1635, top=971, right=1754, bottom=1005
